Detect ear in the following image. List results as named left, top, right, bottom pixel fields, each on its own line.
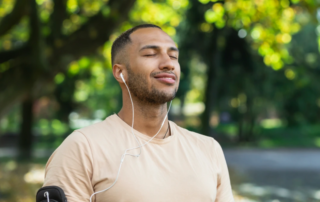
left=113, top=63, right=127, bottom=84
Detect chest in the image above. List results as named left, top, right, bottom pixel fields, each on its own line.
left=93, top=144, right=218, bottom=202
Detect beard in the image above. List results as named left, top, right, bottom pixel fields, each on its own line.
left=126, top=66, right=177, bottom=105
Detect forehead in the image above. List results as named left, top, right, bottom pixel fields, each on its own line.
left=129, top=28, right=176, bottom=49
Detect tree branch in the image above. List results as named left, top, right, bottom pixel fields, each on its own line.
left=29, top=0, right=41, bottom=45
left=0, top=0, right=29, bottom=38
left=50, top=0, right=68, bottom=39
left=28, top=0, right=47, bottom=71
left=0, top=0, right=136, bottom=118
left=49, top=0, right=136, bottom=67
left=0, top=45, right=29, bottom=64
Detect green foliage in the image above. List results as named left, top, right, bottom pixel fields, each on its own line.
left=0, top=0, right=190, bottom=141
left=174, top=0, right=320, bottom=142
left=199, top=0, right=316, bottom=70
left=0, top=0, right=320, bottom=150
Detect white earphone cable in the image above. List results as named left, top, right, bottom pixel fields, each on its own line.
left=122, top=75, right=142, bottom=157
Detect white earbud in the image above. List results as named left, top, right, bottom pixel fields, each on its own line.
left=120, top=73, right=125, bottom=83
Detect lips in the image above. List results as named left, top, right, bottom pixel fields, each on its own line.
left=154, top=73, right=176, bottom=84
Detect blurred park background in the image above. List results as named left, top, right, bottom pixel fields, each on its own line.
left=1, top=0, right=320, bottom=201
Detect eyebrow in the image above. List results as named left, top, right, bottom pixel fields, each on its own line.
left=139, top=45, right=179, bottom=52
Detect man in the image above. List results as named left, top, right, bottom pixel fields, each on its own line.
left=43, top=24, right=234, bottom=202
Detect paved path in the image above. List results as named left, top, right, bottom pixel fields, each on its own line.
left=224, top=149, right=320, bottom=202
left=0, top=148, right=54, bottom=158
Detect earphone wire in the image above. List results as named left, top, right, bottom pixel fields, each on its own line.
left=122, top=75, right=142, bottom=157
left=89, top=75, right=172, bottom=202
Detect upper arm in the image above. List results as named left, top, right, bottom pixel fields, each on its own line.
left=43, top=131, right=94, bottom=202
left=213, top=140, right=234, bottom=202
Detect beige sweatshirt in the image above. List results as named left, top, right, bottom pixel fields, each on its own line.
left=43, top=114, right=234, bottom=202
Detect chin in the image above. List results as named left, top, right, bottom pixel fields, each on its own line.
left=148, top=85, right=177, bottom=104
left=161, top=89, right=177, bottom=101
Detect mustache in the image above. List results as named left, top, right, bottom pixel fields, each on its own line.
left=150, top=71, right=177, bottom=79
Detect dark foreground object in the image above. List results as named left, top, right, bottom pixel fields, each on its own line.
left=36, top=186, right=67, bottom=202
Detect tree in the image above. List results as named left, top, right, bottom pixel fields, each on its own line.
left=0, top=0, right=189, bottom=160
left=177, top=0, right=319, bottom=140
left=0, top=0, right=135, bottom=160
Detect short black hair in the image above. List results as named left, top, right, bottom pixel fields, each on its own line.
left=111, top=24, right=161, bottom=66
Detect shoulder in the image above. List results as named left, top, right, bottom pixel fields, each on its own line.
left=75, top=114, right=118, bottom=139
left=58, top=130, right=90, bottom=150
left=171, top=121, right=221, bottom=151
left=171, top=122, right=227, bottom=167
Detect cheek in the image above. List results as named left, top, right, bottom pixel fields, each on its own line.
left=175, top=64, right=181, bottom=79
left=175, top=64, right=181, bottom=87
left=136, top=57, right=159, bottom=73
left=130, top=58, right=154, bottom=82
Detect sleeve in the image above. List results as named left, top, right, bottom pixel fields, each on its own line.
left=213, top=140, right=235, bottom=202
left=43, top=131, right=94, bottom=202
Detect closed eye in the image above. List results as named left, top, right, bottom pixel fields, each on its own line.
left=144, top=54, right=156, bottom=57
left=170, top=56, right=178, bottom=59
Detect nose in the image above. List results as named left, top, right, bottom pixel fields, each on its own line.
left=159, top=52, right=175, bottom=71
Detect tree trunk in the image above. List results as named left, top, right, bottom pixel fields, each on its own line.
left=201, top=28, right=222, bottom=136
left=202, top=58, right=215, bottom=136
left=18, top=96, right=34, bottom=161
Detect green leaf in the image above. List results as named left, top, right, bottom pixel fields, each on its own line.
left=205, top=9, right=217, bottom=23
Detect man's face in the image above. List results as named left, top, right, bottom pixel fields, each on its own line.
left=126, top=28, right=180, bottom=105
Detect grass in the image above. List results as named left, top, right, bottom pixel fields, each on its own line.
left=0, top=160, right=43, bottom=202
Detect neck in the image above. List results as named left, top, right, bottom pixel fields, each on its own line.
left=118, top=93, right=170, bottom=139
